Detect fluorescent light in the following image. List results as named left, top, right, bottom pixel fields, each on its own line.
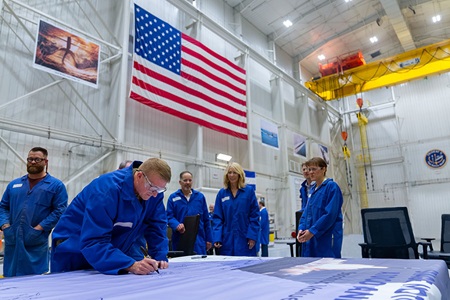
left=318, top=54, right=325, bottom=61
left=432, top=15, right=441, bottom=23
left=283, top=20, right=293, bottom=28
left=216, top=153, right=232, bottom=162
left=345, top=0, right=352, bottom=2
left=370, top=36, right=378, bottom=43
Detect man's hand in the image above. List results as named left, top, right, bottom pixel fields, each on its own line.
left=176, top=223, right=185, bottom=234
left=34, top=224, right=44, bottom=231
left=206, top=242, right=212, bottom=250
left=214, top=242, right=222, bottom=248
left=125, top=258, right=160, bottom=275
left=297, top=229, right=313, bottom=243
left=1, top=224, right=10, bottom=231
left=158, top=260, right=168, bottom=269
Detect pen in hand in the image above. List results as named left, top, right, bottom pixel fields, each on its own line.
left=140, top=246, right=160, bottom=274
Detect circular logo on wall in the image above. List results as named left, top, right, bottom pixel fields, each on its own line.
left=425, top=149, right=447, bottom=169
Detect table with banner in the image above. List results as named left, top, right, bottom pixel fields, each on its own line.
left=0, top=256, right=448, bottom=299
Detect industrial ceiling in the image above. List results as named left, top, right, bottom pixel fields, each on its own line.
left=224, top=0, right=450, bottom=78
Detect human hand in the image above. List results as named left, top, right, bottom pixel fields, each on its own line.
left=1, top=224, right=10, bottom=231
left=158, top=260, right=169, bottom=269
left=34, top=224, right=44, bottom=231
left=126, top=258, right=159, bottom=275
left=176, top=223, right=185, bottom=234
left=214, top=242, right=222, bottom=248
left=206, top=242, right=212, bottom=250
left=297, top=230, right=313, bottom=243
left=248, top=239, right=255, bottom=249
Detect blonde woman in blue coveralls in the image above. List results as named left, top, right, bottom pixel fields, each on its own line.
left=212, top=162, right=260, bottom=256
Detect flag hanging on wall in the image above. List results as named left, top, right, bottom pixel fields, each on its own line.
left=130, top=4, right=248, bottom=140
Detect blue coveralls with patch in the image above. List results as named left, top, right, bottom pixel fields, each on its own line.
left=212, top=185, right=260, bottom=256
left=0, top=173, right=68, bottom=277
left=51, top=161, right=168, bottom=275
left=166, top=189, right=212, bottom=255
left=298, top=178, right=343, bottom=258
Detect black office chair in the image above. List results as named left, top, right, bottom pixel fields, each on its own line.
left=167, top=214, right=200, bottom=258
left=359, top=207, right=430, bottom=259
left=287, top=210, right=303, bottom=257
left=422, top=214, right=450, bottom=268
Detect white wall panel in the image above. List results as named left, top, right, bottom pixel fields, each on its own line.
left=4, top=0, right=431, bottom=241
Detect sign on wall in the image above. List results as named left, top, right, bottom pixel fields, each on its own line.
left=425, top=149, right=447, bottom=169
left=260, top=119, right=279, bottom=149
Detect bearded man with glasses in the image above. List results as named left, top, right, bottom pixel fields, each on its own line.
left=0, top=147, right=68, bottom=277
left=51, top=158, right=171, bottom=275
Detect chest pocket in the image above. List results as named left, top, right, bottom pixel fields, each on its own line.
left=33, top=187, right=55, bottom=208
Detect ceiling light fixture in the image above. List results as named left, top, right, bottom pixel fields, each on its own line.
left=216, top=153, right=232, bottom=162
left=318, top=54, right=325, bottom=60
left=432, top=15, right=441, bottom=23
left=283, top=19, right=293, bottom=28
left=345, top=0, right=352, bottom=2
left=370, top=36, right=378, bottom=43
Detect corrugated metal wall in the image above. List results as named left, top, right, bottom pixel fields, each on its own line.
left=5, top=0, right=449, bottom=244
left=338, top=72, right=450, bottom=246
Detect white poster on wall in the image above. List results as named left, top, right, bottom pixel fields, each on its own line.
left=33, top=19, right=100, bottom=88
left=260, top=119, right=279, bottom=149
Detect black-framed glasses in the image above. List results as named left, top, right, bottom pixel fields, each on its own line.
left=139, top=170, right=167, bottom=194
left=27, top=157, right=46, bottom=163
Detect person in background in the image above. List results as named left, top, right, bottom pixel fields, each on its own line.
left=207, top=204, right=215, bottom=255
left=0, top=147, right=68, bottom=277
left=167, top=171, right=212, bottom=255
left=259, top=200, right=270, bottom=257
left=297, top=157, right=343, bottom=258
left=299, top=162, right=312, bottom=211
left=208, top=204, right=214, bottom=221
left=51, top=158, right=171, bottom=275
left=118, top=160, right=132, bottom=170
left=212, top=162, right=260, bottom=256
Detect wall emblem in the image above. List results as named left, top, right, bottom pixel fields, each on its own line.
left=425, top=149, right=447, bottom=168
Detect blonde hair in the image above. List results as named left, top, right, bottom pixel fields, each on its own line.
left=223, top=162, right=246, bottom=189
left=139, top=158, right=172, bottom=182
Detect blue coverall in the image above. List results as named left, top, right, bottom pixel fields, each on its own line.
left=298, top=178, right=343, bottom=258
left=0, top=173, right=68, bottom=277
left=212, top=185, right=260, bottom=256
left=166, top=189, right=212, bottom=255
left=299, top=179, right=310, bottom=210
left=259, top=206, right=270, bottom=257
left=51, top=161, right=168, bottom=275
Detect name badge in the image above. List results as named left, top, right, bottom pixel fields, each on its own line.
left=173, top=196, right=181, bottom=202
left=221, top=196, right=230, bottom=202
left=113, top=222, right=133, bottom=228
left=13, top=184, right=23, bottom=188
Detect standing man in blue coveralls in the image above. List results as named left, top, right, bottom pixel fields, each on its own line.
left=299, top=162, right=312, bottom=211
left=297, top=157, right=343, bottom=258
left=0, top=147, right=68, bottom=277
left=51, top=158, right=171, bottom=275
left=259, top=200, right=270, bottom=257
left=167, top=171, right=212, bottom=255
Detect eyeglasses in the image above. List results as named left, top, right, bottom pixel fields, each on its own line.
left=27, top=157, right=46, bottom=163
left=139, top=170, right=167, bottom=194
left=308, top=167, right=322, bottom=172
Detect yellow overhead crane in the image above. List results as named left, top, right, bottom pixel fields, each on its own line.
left=305, top=39, right=450, bottom=101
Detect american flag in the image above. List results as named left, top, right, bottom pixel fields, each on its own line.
left=130, top=4, right=248, bottom=140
